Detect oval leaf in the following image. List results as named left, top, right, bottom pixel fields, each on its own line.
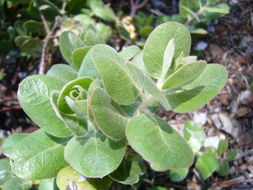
left=126, top=113, right=194, bottom=169
left=60, top=31, right=85, bottom=64
left=18, top=75, right=73, bottom=137
left=91, top=44, right=139, bottom=105
left=89, top=88, right=127, bottom=140
left=47, top=64, right=77, bottom=82
left=10, top=129, right=68, bottom=180
left=143, top=22, right=191, bottom=78
left=162, top=61, right=206, bottom=90
left=64, top=130, right=126, bottom=178
left=71, top=47, right=91, bottom=69
left=167, top=64, right=228, bottom=112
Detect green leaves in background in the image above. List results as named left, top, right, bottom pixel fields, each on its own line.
left=126, top=113, right=193, bottom=169
left=143, top=22, right=191, bottom=78
left=195, top=153, right=219, bottom=179
left=89, top=87, right=127, bottom=140
left=109, top=155, right=146, bottom=185
left=9, top=129, right=68, bottom=180
left=2, top=176, right=32, bottom=190
left=184, top=121, right=205, bottom=153
left=91, top=44, right=139, bottom=105
left=39, top=178, right=58, bottom=190
left=0, top=159, right=12, bottom=185
left=90, top=0, right=115, bottom=22
left=64, top=130, right=126, bottom=178
left=217, top=139, right=228, bottom=155
left=59, top=31, right=85, bottom=64
left=18, top=75, right=73, bottom=137
left=167, top=64, right=228, bottom=112
left=168, top=168, right=189, bottom=182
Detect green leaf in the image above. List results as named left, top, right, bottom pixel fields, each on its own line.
left=190, top=28, right=208, bottom=35
left=184, top=121, right=205, bottom=153
left=204, top=4, right=230, bottom=14
left=150, top=163, right=168, bottom=172
left=59, top=31, right=85, bottom=64
left=90, top=0, right=115, bottom=22
left=47, top=64, right=77, bottom=82
left=218, top=139, right=228, bottom=155
left=169, top=168, right=189, bottom=182
left=10, top=129, right=68, bottom=180
left=71, top=47, right=91, bottom=69
left=39, top=178, right=58, bottom=190
left=64, top=130, right=126, bottom=178
left=126, top=113, right=194, bottom=169
left=0, top=159, right=12, bottom=185
left=50, top=91, right=87, bottom=136
left=125, top=63, right=171, bottom=110
left=119, top=46, right=141, bottom=62
left=18, top=75, right=73, bottom=137
left=2, top=134, right=28, bottom=157
left=89, top=88, right=127, bottom=140
left=226, top=151, right=237, bottom=161
left=139, top=26, right=153, bottom=37
left=23, top=20, right=44, bottom=34
left=2, top=176, right=32, bottom=190
left=162, top=61, right=206, bottom=90
left=180, top=5, right=200, bottom=22
left=91, top=44, right=139, bottom=105
left=56, top=166, right=111, bottom=190
left=96, top=23, right=112, bottom=42
left=57, top=77, right=92, bottom=114
left=143, top=22, right=191, bottom=78
left=131, top=51, right=145, bottom=71
left=109, top=155, right=146, bottom=185
left=160, top=39, right=175, bottom=82
left=217, top=161, right=229, bottom=177
left=167, top=64, right=228, bottom=112
left=195, top=153, right=219, bottom=179
left=82, top=27, right=105, bottom=46
left=78, top=49, right=100, bottom=79
left=0, top=72, right=5, bottom=80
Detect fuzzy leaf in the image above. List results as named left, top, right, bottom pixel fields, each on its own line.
left=217, top=139, right=228, bottom=155
left=89, top=88, right=127, bottom=140
left=71, top=47, right=91, bottom=69
left=167, top=64, right=228, bottom=112
left=64, top=130, right=126, bottom=178
left=162, top=61, right=206, bottom=90
left=39, top=178, right=57, bottom=190
left=18, top=75, right=73, bottom=137
left=2, top=176, right=32, bottom=190
left=0, top=159, right=12, bottom=185
left=143, top=22, right=191, bottom=78
left=10, top=129, right=68, bottom=180
left=119, top=46, right=141, bottom=61
left=60, top=31, right=85, bottom=64
left=47, top=64, right=77, bottom=82
left=126, top=113, right=194, bottom=169
left=91, top=44, right=139, bottom=105
left=2, top=134, right=28, bottom=157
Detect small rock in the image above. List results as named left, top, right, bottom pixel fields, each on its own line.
left=194, top=41, right=208, bottom=51
left=204, top=135, right=225, bottom=149
left=193, top=112, right=207, bottom=125
left=218, top=113, right=241, bottom=138
left=239, top=90, right=253, bottom=104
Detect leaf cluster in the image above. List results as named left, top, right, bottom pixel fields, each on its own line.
left=1, top=22, right=228, bottom=189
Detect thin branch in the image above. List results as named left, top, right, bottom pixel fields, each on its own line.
left=129, top=0, right=148, bottom=17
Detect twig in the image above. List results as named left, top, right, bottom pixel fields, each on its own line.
left=39, top=18, right=59, bottom=74
left=129, top=0, right=148, bottom=17
left=0, top=106, right=22, bottom=112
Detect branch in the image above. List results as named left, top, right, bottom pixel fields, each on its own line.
left=129, top=0, right=148, bottom=17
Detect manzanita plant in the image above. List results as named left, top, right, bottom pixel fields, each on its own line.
left=2, top=22, right=228, bottom=189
